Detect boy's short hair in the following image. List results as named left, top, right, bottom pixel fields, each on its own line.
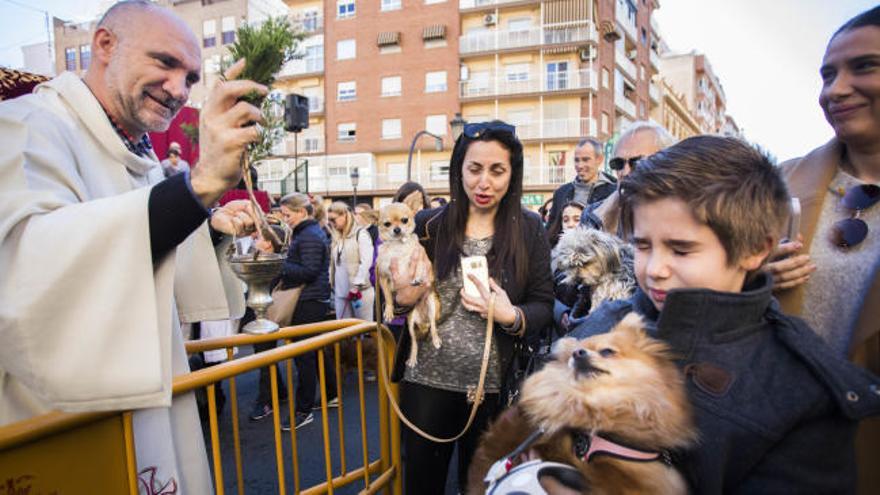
left=619, top=135, right=790, bottom=265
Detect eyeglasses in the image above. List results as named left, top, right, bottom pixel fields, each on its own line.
left=462, top=122, right=516, bottom=139
left=608, top=155, right=643, bottom=171
left=831, top=184, right=880, bottom=248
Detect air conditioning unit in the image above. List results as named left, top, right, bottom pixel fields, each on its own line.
left=627, top=49, right=637, bottom=60
left=579, top=47, right=596, bottom=62
left=483, top=13, right=497, bottom=26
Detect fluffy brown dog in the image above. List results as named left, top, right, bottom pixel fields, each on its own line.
left=468, top=313, right=697, bottom=494
left=376, top=202, right=440, bottom=367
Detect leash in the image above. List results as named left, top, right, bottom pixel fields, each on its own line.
left=376, top=293, right=496, bottom=443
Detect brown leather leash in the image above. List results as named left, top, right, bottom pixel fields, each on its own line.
left=376, top=294, right=495, bottom=443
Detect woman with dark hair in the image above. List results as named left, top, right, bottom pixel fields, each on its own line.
left=544, top=200, right=585, bottom=248
left=389, top=121, right=554, bottom=493
left=393, top=181, right=430, bottom=213
left=766, top=7, right=880, bottom=490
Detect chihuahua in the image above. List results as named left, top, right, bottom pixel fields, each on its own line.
left=376, top=202, right=441, bottom=367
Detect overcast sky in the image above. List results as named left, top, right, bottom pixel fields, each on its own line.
left=0, top=0, right=875, bottom=161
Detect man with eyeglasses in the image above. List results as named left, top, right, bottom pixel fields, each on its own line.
left=546, top=138, right=616, bottom=228
left=581, top=121, right=676, bottom=233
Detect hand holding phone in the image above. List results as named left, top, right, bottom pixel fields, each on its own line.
left=461, top=255, right=489, bottom=299
left=784, top=198, right=801, bottom=243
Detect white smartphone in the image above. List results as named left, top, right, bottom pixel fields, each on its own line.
left=461, top=255, right=490, bottom=298
left=785, top=198, right=801, bottom=243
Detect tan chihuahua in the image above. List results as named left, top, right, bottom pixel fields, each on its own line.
left=376, top=202, right=441, bottom=367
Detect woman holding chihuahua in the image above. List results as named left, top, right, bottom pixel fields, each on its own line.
left=327, top=202, right=375, bottom=322
left=389, top=120, right=554, bottom=493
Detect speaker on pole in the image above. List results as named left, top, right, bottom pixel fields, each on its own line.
left=284, top=94, right=310, bottom=133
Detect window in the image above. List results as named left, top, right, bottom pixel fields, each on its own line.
left=305, top=45, right=323, bottom=72
left=470, top=71, right=490, bottom=93
left=430, top=160, right=449, bottom=181
left=381, top=0, right=401, bottom=11
left=508, top=17, right=532, bottom=32
left=337, top=81, right=356, bottom=101
left=426, top=114, right=447, bottom=136
left=203, top=20, right=216, bottom=48
left=382, top=118, right=401, bottom=139
left=641, top=27, right=648, bottom=45
left=425, top=71, right=447, bottom=93
left=79, top=45, right=91, bottom=70
left=505, top=63, right=530, bottom=82
left=546, top=62, right=568, bottom=90
left=337, top=0, right=355, bottom=18
left=506, top=110, right=532, bottom=128
left=602, top=68, right=610, bottom=89
left=387, top=162, right=406, bottom=182
left=601, top=112, right=609, bottom=134
left=337, top=39, right=356, bottom=60
left=338, top=122, right=356, bottom=142
left=381, top=76, right=401, bottom=97
left=302, top=11, right=320, bottom=32
left=222, top=16, right=235, bottom=44
left=64, top=47, right=76, bottom=71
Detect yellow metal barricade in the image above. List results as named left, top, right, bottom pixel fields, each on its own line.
left=0, top=319, right=402, bottom=495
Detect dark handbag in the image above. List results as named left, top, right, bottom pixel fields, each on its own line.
left=500, top=328, right=554, bottom=407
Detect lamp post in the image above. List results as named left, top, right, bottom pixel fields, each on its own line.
left=350, top=167, right=360, bottom=207
left=406, top=130, right=444, bottom=182
left=450, top=112, right=467, bottom=141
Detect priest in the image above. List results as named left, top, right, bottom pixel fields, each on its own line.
left=0, top=1, right=267, bottom=491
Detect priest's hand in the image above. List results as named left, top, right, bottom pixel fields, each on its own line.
left=210, top=199, right=258, bottom=237
left=191, top=59, right=267, bottom=208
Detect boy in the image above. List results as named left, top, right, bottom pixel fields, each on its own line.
left=571, top=136, right=880, bottom=493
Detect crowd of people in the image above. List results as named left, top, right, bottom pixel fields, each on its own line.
left=1, top=1, right=879, bottom=494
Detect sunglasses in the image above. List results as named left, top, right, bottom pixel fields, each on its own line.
left=462, top=122, right=516, bottom=139
left=831, top=184, right=880, bottom=248
left=609, top=155, right=643, bottom=171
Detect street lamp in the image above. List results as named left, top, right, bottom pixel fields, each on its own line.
left=350, top=167, right=360, bottom=207
left=406, top=130, right=444, bottom=182
left=450, top=112, right=468, bottom=141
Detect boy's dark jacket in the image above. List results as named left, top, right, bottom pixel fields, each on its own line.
left=278, top=218, right=330, bottom=302
left=390, top=206, right=555, bottom=402
left=570, top=273, right=880, bottom=494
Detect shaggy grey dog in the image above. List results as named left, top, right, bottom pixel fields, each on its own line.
left=551, top=227, right=637, bottom=310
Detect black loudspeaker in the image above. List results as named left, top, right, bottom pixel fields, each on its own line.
left=284, top=94, right=309, bottom=133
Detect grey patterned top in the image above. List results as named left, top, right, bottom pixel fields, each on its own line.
left=404, top=236, right=501, bottom=393
left=801, top=169, right=880, bottom=356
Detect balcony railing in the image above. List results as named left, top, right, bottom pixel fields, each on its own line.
left=649, top=49, right=660, bottom=69
left=459, top=22, right=596, bottom=54
left=615, top=3, right=638, bottom=41
left=615, top=50, right=637, bottom=81
left=649, top=82, right=660, bottom=103
left=514, top=117, right=597, bottom=141
left=459, top=0, right=535, bottom=8
left=615, top=94, right=637, bottom=117
left=291, top=13, right=323, bottom=33
left=278, top=56, right=324, bottom=78
left=461, top=68, right=597, bottom=98
left=308, top=95, right=324, bottom=114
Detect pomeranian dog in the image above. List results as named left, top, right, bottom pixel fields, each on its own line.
left=468, top=313, right=697, bottom=495
left=376, top=202, right=440, bottom=367
left=552, top=227, right=636, bottom=311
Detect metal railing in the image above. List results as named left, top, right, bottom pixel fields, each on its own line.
left=278, top=57, right=324, bottom=78
left=459, top=22, right=596, bottom=54
left=460, top=68, right=597, bottom=98
left=0, top=320, right=402, bottom=495
left=515, top=117, right=597, bottom=141
left=649, top=82, right=660, bottom=103
left=291, top=13, right=323, bottom=33
left=459, top=0, right=534, bottom=9
left=615, top=94, right=637, bottom=118
left=649, top=49, right=660, bottom=69
left=615, top=50, right=637, bottom=81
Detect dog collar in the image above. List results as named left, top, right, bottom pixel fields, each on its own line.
left=573, top=431, right=670, bottom=465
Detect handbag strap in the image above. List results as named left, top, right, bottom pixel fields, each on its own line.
left=376, top=294, right=496, bottom=443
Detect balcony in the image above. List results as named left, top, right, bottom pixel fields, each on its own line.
left=459, top=22, right=596, bottom=55
left=278, top=56, right=324, bottom=78
left=515, top=117, right=597, bottom=141
left=649, top=49, right=660, bottom=70
left=615, top=50, right=637, bottom=82
left=460, top=68, right=597, bottom=99
left=291, top=13, right=323, bottom=34
left=308, top=96, right=324, bottom=114
left=615, top=2, right=638, bottom=42
left=459, top=0, right=539, bottom=9
left=649, top=82, right=660, bottom=104
left=615, top=94, right=636, bottom=118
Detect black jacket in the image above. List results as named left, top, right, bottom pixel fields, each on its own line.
left=391, top=206, right=555, bottom=399
left=279, top=218, right=330, bottom=302
left=548, top=173, right=616, bottom=226
left=571, top=274, right=880, bottom=494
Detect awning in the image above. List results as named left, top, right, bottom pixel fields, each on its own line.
left=543, top=0, right=589, bottom=24
left=422, top=24, right=446, bottom=41
left=377, top=31, right=401, bottom=47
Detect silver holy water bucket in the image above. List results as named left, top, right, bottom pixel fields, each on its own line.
left=228, top=252, right=284, bottom=334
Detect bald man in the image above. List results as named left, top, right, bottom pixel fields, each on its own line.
left=0, top=1, right=265, bottom=490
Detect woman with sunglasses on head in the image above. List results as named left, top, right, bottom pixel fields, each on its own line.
left=388, top=120, right=554, bottom=494
left=767, top=8, right=880, bottom=491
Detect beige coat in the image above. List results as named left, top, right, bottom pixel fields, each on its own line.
left=330, top=226, right=373, bottom=290
left=779, top=139, right=879, bottom=494
left=0, top=72, right=243, bottom=492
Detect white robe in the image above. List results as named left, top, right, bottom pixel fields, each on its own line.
left=0, top=72, right=245, bottom=493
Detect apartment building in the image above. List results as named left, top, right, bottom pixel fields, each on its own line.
left=650, top=76, right=699, bottom=142
left=658, top=51, right=727, bottom=134
left=53, top=17, right=94, bottom=76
